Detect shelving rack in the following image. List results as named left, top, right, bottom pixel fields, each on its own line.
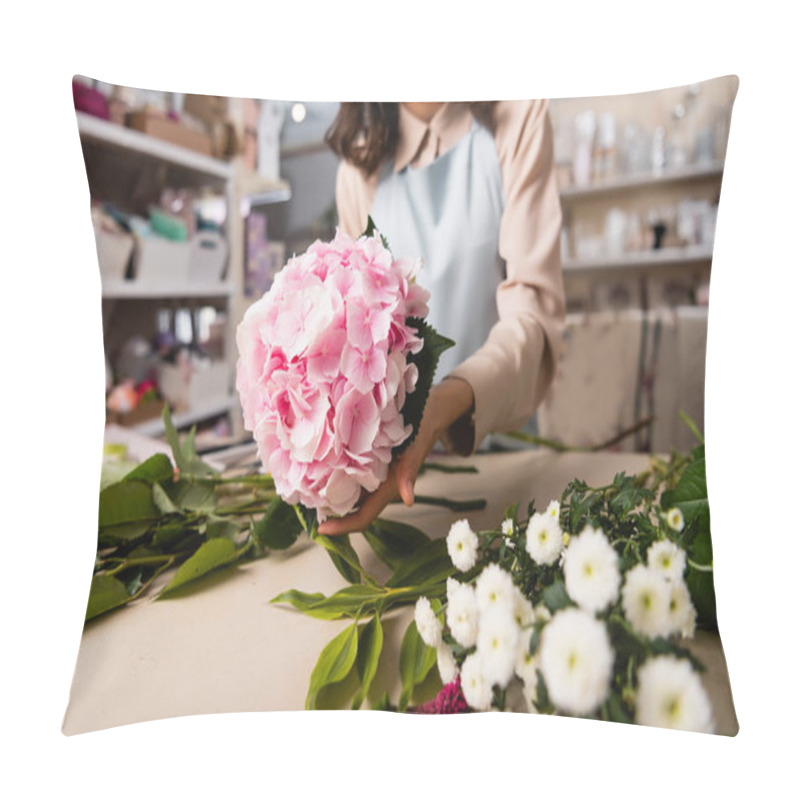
left=77, top=111, right=290, bottom=442
left=559, top=161, right=723, bottom=290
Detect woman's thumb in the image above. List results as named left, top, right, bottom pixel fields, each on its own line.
left=397, top=451, right=421, bottom=507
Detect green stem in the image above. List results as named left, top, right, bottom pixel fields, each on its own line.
left=214, top=499, right=277, bottom=516
left=211, top=473, right=276, bottom=487
left=505, top=430, right=573, bottom=451
left=418, top=463, right=479, bottom=475
left=404, top=495, right=487, bottom=512
left=104, top=555, right=173, bottom=576
left=679, top=411, right=705, bottom=445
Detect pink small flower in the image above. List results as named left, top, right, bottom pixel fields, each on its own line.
left=341, top=341, right=388, bottom=395
left=412, top=677, right=469, bottom=714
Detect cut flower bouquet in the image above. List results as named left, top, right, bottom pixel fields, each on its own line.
left=415, top=471, right=715, bottom=732
left=274, top=439, right=721, bottom=734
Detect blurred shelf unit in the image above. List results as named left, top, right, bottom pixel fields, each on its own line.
left=77, top=111, right=234, bottom=179
left=563, top=244, right=714, bottom=275
left=559, top=160, right=724, bottom=201
left=78, top=111, right=290, bottom=442
left=558, top=162, right=724, bottom=290
left=101, top=279, right=237, bottom=300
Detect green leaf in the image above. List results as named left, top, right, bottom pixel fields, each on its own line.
left=313, top=532, right=365, bottom=584
left=609, top=473, right=652, bottom=516
left=162, top=405, right=218, bottom=479
left=306, top=622, right=359, bottom=710
left=607, top=692, right=634, bottom=724
left=97, top=519, right=152, bottom=547
left=398, top=620, right=437, bottom=712
left=152, top=482, right=178, bottom=514
left=542, top=579, right=571, bottom=613
left=123, top=453, right=175, bottom=485
left=270, top=589, right=328, bottom=613
left=252, top=497, right=304, bottom=550
left=386, top=538, right=453, bottom=589
left=98, top=480, right=160, bottom=528
left=165, top=479, right=217, bottom=512
left=85, top=574, right=131, bottom=621
left=362, top=215, right=390, bottom=251
left=394, top=318, right=455, bottom=456
left=100, top=458, right=140, bottom=490
left=363, top=518, right=431, bottom=570
left=204, top=515, right=242, bottom=541
left=273, top=584, right=384, bottom=620
left=662, top=458, right=709, bottom=531
left=151, top=521, right=198, bottom=552
left=687, top=558, right=717, bottom=632
left=353, top=614, right=384, bottom=709
left=159, top=538, right=238, bottom=597
left=534, top=669, right=553, bottom=714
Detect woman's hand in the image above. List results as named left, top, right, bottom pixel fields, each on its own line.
left=317, top=378, right=474, bottom=536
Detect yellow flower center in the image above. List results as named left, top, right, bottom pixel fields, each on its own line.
left=567, top=652, right=578, bottom=671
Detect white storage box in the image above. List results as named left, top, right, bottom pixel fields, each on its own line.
left=94, top=226, right=134, bottom=281
left=133, top=236, right=191, bottom=286
left=189, top=231, right=228, bottom=283
left=158, top=359, right=229, bottom=412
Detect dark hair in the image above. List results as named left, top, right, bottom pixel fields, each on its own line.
left=325, top=102, right=497, bottom=176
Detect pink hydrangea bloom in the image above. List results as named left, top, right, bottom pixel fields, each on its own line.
left=236, top=228, right=430, bottom=521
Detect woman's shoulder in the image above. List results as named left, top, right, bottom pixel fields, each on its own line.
left=490, top=99, right=549, bottom=135
left=487, top=99, right=551, bottom=163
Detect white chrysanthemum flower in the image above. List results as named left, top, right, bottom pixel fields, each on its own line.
left=539, top=608, right=614, bottom=716
left=648, top=539, right=687, bottom=582
left=514, top=637, right=539, bottom=687
left=461, top=652, right=493, bottom=711
left=512, top=586, right=535, bottom=630
left=501, top=518, right=514, bottom=537
left=477, top=608, right=519, bottom=688
left=525, top=513, right=564, bottom=566
left=666, top=578, right=697, bottom=638
left=436, top=642, right=459, bottom=685
left=447, top=519, right=479, bottom=572
left=621, top=564, right=672, bottom=638
left=414, top=596, right=442, bottom=647
left=445, top=578, right=479, bottom=648
left=562, top=525, right=621, bottom=612
left=635, top=655, right=714, bottom=733
left=545, top=499, right=561, bottom=521
left=475, top=563, right=515, bottom=616
left=666, top=507, right=685, bottom=533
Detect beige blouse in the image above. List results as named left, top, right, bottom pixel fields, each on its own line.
left=335, top=101, right=565, bottom=454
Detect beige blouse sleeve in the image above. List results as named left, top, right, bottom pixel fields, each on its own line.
left=446, top=99, right=565, bottom=453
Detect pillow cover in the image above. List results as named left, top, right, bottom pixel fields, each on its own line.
left=63, top=75, right=738, bottom=736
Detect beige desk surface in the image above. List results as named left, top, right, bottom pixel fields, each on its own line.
left=63, top=450, right=737, bottom=736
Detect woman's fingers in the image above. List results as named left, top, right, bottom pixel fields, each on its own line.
left=317, top=466, right=400, bottom=536
left=395, top=437, right=427, bottom=507
left=317, top=382, right=452, bottom=536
